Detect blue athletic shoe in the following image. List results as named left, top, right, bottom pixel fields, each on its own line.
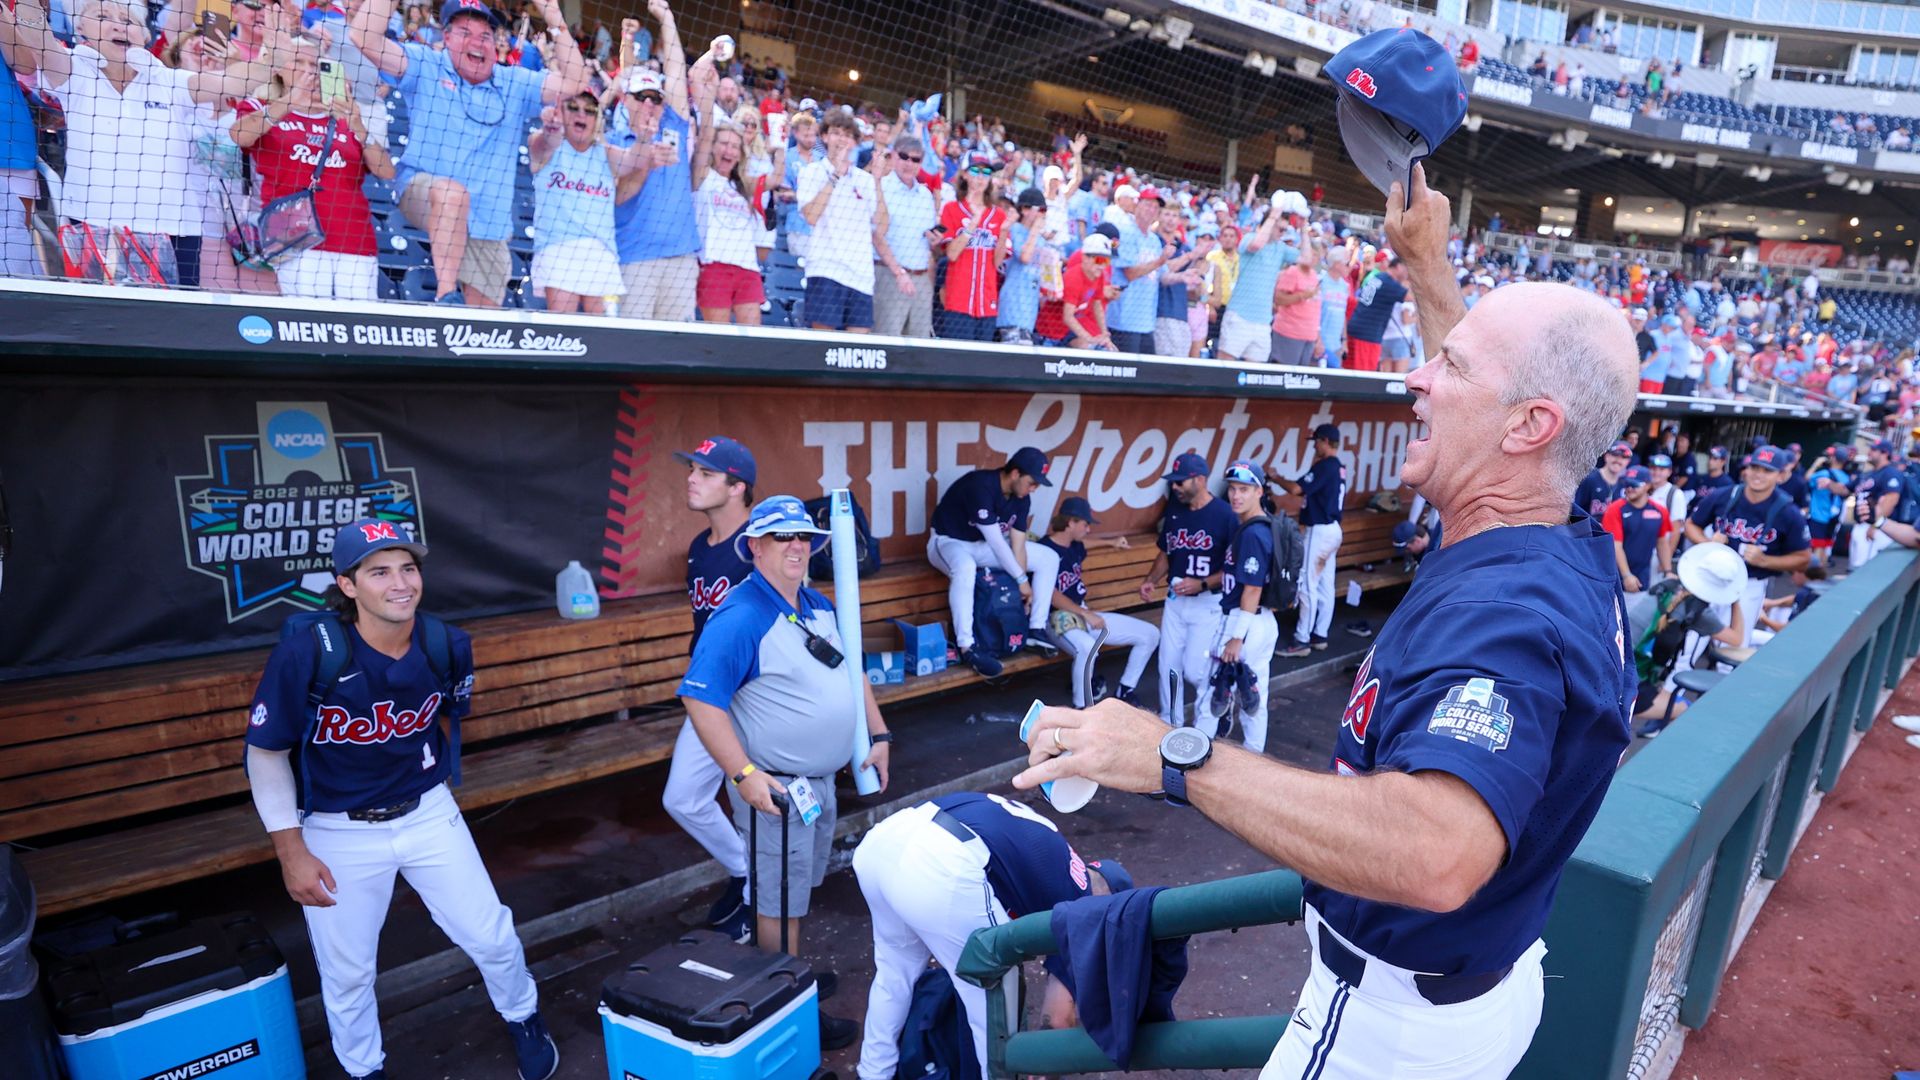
left=960, top=647, right=1003, bottom=678
left=718, top=905, right=753, bottom=944
left=707, top=875, right=747, bottom=927
left=506, top=1012, right=559, bottom=1080
left=1205, top=660, right=1237, bottom=722
left=1235, top=662, right=1263, bottom=717
left=433, top=288, right=465, bottom=305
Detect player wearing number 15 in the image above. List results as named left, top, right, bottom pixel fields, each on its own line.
left=243, top=520, right=558, bottom=1080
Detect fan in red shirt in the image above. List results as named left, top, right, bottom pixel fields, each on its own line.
left=1035, top=234, right=1114, bottom=348
left=231, top=39, right=395, bottom=300
left=937, top=151, right=1008, bottom=341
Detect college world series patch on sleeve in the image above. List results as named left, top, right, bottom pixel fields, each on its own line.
left=1427, top=678, right=1514, bottom=752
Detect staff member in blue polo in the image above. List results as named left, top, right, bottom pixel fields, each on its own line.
left=352, top=0, right=588, bottom=305
left=677, top=496, right=895, bottom=1051
left=1275, top=423, right=1348, bottom=657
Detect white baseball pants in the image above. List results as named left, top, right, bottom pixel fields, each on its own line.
left=1294, top=522, right=1344, bottom=644
left=299, top=783, right=537, bottom=1079
left=1738, top=575, right=1767, bottom=648
left=1210, top=609, right=1279, bottom=752
left=1850, top=522, right=1894, bottom=570
left=662, top=717, right=749, bottom=879
left=1259, top=906, right=1545, bottom=1080
left=1157, top=591, right=1224, bottom=726
left=853, top=804, right=1018, bottom=1080
left=927, top=535, right=1059, bottom=650
left=1059, top=611, right=1160, bottom=707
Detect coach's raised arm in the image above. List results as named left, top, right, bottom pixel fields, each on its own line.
left=1014, top=161, right=1643, bottom=1078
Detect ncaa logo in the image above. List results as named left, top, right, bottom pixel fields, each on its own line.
left=1345, top=68, right=1378, bottom=98
left=237, top=315, right=274, bottom=345
left=266, top=409, right=329, bottom=459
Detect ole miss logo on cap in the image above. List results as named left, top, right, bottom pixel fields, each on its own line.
left=360, top=521, right=399, bottom=543
left=695, top=438, right=717, bottom=455
left=1345, top=68, right=1378, bottom=98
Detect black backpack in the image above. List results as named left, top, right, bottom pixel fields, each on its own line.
left=272, top=610, right=459, bottom=815
left=894, top=966, right=981, bottom=1080
left=971, top=568, right=1029, bottom=659
left=803, top=492, right=882, bottom=580
left=1255, top=511, right=1306, bottom=612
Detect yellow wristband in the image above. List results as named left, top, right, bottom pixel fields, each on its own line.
left=730, top=763, right=757, bottom=786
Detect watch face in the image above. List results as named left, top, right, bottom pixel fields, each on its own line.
left=1161, top=727, right=1210, bottom=767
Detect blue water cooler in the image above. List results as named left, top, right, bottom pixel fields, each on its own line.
left=45, top=912, right=305, bottom=1080
left=599, top=929, right=821, bottom=1080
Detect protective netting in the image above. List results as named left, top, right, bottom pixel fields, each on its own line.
left=1627, top=856, right=1715, bottom=1080
left=1745, top=754, right=1791, bottom=898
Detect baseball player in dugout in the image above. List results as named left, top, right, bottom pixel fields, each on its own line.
left=244, top=521, right=558, bottom=1080
left=1139, top=451, right=1236, bottom=726
left=1273, top=422, right=1349, bottom=658
left=1015, top=165, right=1639, bottom=1078
left=926, top=446, right=1064, bottom=677
left=666, top=435, right=759, bottom=942
left=675, top=495, right=894, bottom=1052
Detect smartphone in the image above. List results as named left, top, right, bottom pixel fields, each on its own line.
left=660, top=128, right=681, bottom=150
left=198, top=7, right=232, bottom=42
left=319, top=57, right=345, bottom=103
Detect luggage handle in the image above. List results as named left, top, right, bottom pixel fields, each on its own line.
left=747, top=791, right=793, bottom=955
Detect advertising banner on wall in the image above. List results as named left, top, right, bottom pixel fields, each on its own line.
left=1755, top=240, right=1843, bottom=268
left=0, top=380, right=1418, bottom=681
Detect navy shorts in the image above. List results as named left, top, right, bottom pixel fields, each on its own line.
left=1110, top=329, right=1156, bottom=356
left=1810, top=517, right=1837, bottom=543
left=806, top=277, right=874, bottom=331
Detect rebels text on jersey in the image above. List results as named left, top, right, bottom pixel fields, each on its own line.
left=931, top=469, right=1031, bottom=541
left=1158, top=498, right=1238, bottom=583
left=1038, top=536, right=1088, bottom=606
left=246, top=619, right=476, bottom=813
left=687, top=522, right=753, bottom=641
left=1219, top=517, right=1275, bottom=612
left=1687, top=487, right=1810, bottom=579
left=1307, top=517, right=1633, bottom=978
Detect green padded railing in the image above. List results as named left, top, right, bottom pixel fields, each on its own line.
left=953, top=868, right=1304, bottom=1078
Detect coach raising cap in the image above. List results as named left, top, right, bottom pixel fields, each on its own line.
left=1325, top=28, right=1469, bottom=206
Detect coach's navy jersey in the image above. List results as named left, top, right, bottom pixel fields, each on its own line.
left=1573, top=468, right=1623, bottom=518
left=1852, top=466, right=1905, bottom=524
left=246, top=618, right=476, bottom=813
left=1297, top=455, right=1348, bottom=526
left=1219, top=516, right=1274, bottom=613
left=687, top=522, right=753, bottom=642
left=931, top=469, right=1030, bottom=540
left=1692, top=470, right=1735, bottom=498
left=1687, top=487, right=1810, bottom=579
left=1302, top=513, right=1633, bottom=977
left=931, top=792, right=1093, bottom=978
left=1157, top=496, right=1237, bottom=583
left=1037, top=537, right=1088, bottom=606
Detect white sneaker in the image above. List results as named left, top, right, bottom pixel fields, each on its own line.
left=1892, top=715, right=1920, bottom=734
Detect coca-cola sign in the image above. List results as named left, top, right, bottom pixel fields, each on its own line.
left=1758, top=240, right=1842, bottom=268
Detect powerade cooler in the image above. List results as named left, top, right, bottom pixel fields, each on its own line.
left=600, top=929, right=821, bottom=1080
left=45, top=913, right=305, bottom=1080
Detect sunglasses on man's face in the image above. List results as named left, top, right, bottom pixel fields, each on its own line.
left=766, top=532, right=812, bottom=544
left=898, top=154, right=923, bottom=163
left=967, top=166, right=993, bottom=175
left=630, top=92, right=663, bottom=104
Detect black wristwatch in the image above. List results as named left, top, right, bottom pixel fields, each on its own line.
left=869, top=732, right=893, bottom=745
left=1159, top=727, right=1213, bottom=808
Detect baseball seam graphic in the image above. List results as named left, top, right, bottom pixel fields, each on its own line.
left=601, top=385, right=654, bottom=598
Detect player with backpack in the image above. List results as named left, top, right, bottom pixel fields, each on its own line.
left=1036, top=496, right=1160, bottom=707
left=243, top=520, right=558, bottom=1080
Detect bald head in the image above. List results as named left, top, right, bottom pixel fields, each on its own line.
left=1473, top=283, right=1639, bottom=492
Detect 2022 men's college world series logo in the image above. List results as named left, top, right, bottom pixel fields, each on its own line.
left=176, top=402, right=428, bottom=622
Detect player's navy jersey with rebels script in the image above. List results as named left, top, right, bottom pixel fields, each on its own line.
left=1297, top=455, right=1348, bottom=526
left=931, top=469, right=1031, bottom=540
left=1304, top=514, right=1632, bottom=977
left=1687, top=487, right=1810, bottom=579
left=1851, top=466, right=1905, bottom=524
left=931, top=791, right=1092, bottom=978
left=1573, top=469, right=1623, bottom=518
left=246, top=618, right=475, bottom=813
left=687, top=522, right=753, bottom=643
left=1220, top=517, right=1274, bottom=612
left=1037, top=537, right=1088, bottom=606
left=1158, top=497, right=1237, bottom=582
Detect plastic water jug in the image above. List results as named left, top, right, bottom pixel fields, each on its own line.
left=556, top=561, right=600, bottom=620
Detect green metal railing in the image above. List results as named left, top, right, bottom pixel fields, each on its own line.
left=950, top=550, right=1920, bottom=1079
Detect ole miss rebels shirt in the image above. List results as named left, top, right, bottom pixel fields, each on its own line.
left=1037, top=536, right=1088, bottom=606
left=1297, top=455, right=1348, bottom=526
left=246, top=618, right=476, bottom=813
left=1686, top=487, right=1810, bottom=579
left=687, top=522, right=753, bottom=644
left=1158, top=497, right=1237, bottom=584
left=233, top=100, right=377, bottom=256
left=940, top=201, right=1008, bottom=319
left=931, top=469, right=1030, bottom=540
left=931, top=791, right=1093, bottom=980
left=1219, top=516, right=1274, bottom=613
left=1600, top=497, right=1671, bottom=583
left=1305, top=515, right=1632, bottom=977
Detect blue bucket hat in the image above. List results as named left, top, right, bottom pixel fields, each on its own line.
left=733, top=496, right=830, bottom=560
left=1324, top=29, right=1468, bottom=206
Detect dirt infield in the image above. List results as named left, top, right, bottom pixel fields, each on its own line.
left=1671, top=679, right=1920, bottom=1080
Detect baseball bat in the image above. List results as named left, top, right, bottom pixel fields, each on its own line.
left=831, top=489, right=881, bottom=795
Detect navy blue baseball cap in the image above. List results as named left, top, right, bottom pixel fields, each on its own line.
left=1087, top=858, right=1134, bottom=892
left=1324, top=29, right=1467, bottom=205
left=1648, top=453, right=1673, bottom=468
left=1059, top=496, right=1099, bottom=524
left=1391, top=521, right=1418, bottom=548
left=1872, top=438, right=1895, bottom=453
left=734, top=496, right=829, bottom=560
left=1163, top=452, right=1211, bottom=482
left=1750, top=446, right=1789, bottom=472
left=1622, top=465, right=1652, bottom=488
left=1223, top=459, right=1267, bottom=486
left=675, top=435, right=758, bottom=486
left=1312, top=422, right=1343, bottom=444
left=1709, top=446, right=1729, bottom=460
left=439, top=0, right=501, bottom=28
left=333, top=518, right=428, bottom=575
left=1008, top=446, right=1053, bottom=485
left=1606, top=441, right=1633, bottom=457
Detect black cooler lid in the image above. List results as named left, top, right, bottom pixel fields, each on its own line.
left=600, top=930, right=815, bottom=1044
left=45, top=913, right=285, bottom=1036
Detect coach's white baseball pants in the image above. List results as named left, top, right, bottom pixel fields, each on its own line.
left=1209, top=609, right=1279, bottom=752
left=1260, top=905, right=1545, bottom=1080
left=299, top=783, right=537, bottom=1079
left=1059, top=610, right=1160, bottom=707
left=1294, top=522, right=1343, bottom=644
left=927, top=536, right=1059, bottom=651
left=663, top=717, right=750, bottom=880
left=1850, top=522, right=1894, bottom=570
left=1158, top=591, right=1224, bottom=725
left=853, top=803, right=1018, bottom=1080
